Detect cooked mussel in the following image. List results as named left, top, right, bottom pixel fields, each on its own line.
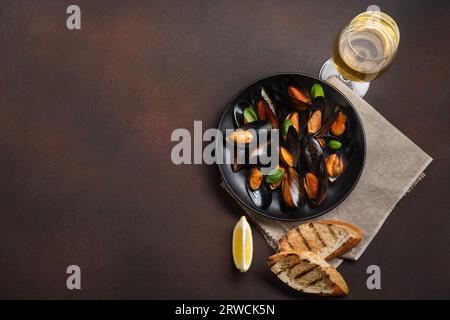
left=316, top=136, right=343, bottom=156
left=266, top=165, right=285, bottom=190
left=301, top=135, right=324, bottom=175
left=280, top=146, right=294, bottom=167
left=252, top=87, right=279, bottom=129
left=330, top=109, right=347, bottom=137
left=286, top=125, right=301, bottom=166
left=325, top=142, right=354, bottom=182
left=282, top=111, right=300, bottom=136
left=233, top=101, right=257, bottom=128
left=225, top=120, right=271, bottom=148
left=325, top=153, right=344, bottom=181
left=303, top=162, right=328, bottom=206
left=307, top=104, right=324, bottom=135
left=246, top=166, right=272, bottom=209
left=282, top=167, right=306, bottom=208
left=280, top=125, right=301, bottom=168
left=287, top=83, right=312, bottom=111
left=316, top=106, right=347, bottom=138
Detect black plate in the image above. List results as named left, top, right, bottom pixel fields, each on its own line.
left=217, top=73, right=366, bottom=221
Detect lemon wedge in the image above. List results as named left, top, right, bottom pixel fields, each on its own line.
left=232, top=216, right=253, bottom=272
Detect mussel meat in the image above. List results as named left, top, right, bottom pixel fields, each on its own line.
left=330, top=110, right=347, bottom=136
left=303, top=162, right=328, bottom=206
left=226, top=120, right=271, bottom=148
left=284, top=111, right=300, bottom=134
left=282, top=167, right=306, bottom=208
left=246, top=166, right=272, bottom=209
left=280, top=146, right=294, bottom=167
left=325, top=142, right=354, bottom=182
left=307, top=106, right=323, bottom=135
left=287, top=84, right=312, bottom=111
left=325, top=153, right=344, bottom=181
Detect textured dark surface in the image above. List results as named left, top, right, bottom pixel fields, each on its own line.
left=0, top=0, right=449, bottom=299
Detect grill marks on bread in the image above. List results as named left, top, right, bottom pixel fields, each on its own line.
left=268, top=251, right=348, bottom=296
left=277, top=220, right=363, bottom=260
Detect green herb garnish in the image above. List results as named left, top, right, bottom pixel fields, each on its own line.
left=311, top=83, right=325, bottom=99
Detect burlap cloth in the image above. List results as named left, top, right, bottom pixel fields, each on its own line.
left=221, top=76, right=433, bottom=267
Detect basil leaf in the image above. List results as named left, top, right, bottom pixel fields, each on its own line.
left=328, top=139, right=342, bottom=150
left=243, top=107, right=257, bottom=123
left=311, top=83, right=325, bottom=99
left=282, top=119, right=293, bottom=136
left=266, top=169, right=282, bottom=184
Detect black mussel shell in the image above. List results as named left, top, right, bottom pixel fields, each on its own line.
left=246, top=167, right=272, bottom=209
left=233, top=101, right=254, bottom=128
left=316, top=106, right=347, bottom=138
left=251, top=87, right=280, bottom=129
left=281, top=167, right=306, bottom=208
left=316, top=136, right=344, bottom=156
left=286, top=125, right=301, bottom=167
left=301, top=135, right=325, bottom=175
left=325, top=141, right=355, bottom=181
left=231, top=148, right=247, bottom=172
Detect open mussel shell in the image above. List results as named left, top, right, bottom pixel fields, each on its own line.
left=251, top=87, right=280, bottom=129
left=280, top=146, right=294, bottom=168
left=301, top=135, right=325, bottom=175
left=330, top=109, right=348, bottom=137
left=325, top=142, right=355, bottom=182
left=246, top=166, right=272, bottom=209
left=316, top=106, right=348, bottom=138
left=281, top=167, right=306, bottom=208
left=316, top=136, right=344, bottom=156
left=286, top=82, right=312, bottom=111
left=306, top=98, right=325, bottom=135
left=303, top=161, right=328, bottom=207
left=286, top=112, right=299, bottom=132
left=266, top=165, right=285, bottom=190
left=233, top=101, right=254, bottom=128
left=285, top=126, right=301, bottom=167
left=225, top=120, right=271, bottom=149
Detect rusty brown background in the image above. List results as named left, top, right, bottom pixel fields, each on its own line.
left=0, top=0, right=449, bottom=299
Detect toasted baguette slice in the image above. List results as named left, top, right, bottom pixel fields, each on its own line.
left=278, top=220, right=363, bottom=260
left=268, top=251, right=348, bottom=296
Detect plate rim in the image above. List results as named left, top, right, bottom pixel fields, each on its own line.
left=217, top=72, right=367, bottom=221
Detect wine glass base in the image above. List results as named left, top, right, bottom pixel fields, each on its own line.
left=319, top=58, right=370, bottom=98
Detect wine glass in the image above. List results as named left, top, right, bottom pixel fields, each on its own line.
left=319, top=9, right=400, bottom=97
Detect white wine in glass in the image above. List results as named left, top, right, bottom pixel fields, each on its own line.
left=319, top=10, right=400, bottom=97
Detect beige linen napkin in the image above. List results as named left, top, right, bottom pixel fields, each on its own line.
left=221, top=76, right=432, bottom=267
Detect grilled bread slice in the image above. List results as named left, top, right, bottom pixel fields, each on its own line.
left=268, top=251, right=349, bottom=296
left=278, top=220, right=363, bottom=260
